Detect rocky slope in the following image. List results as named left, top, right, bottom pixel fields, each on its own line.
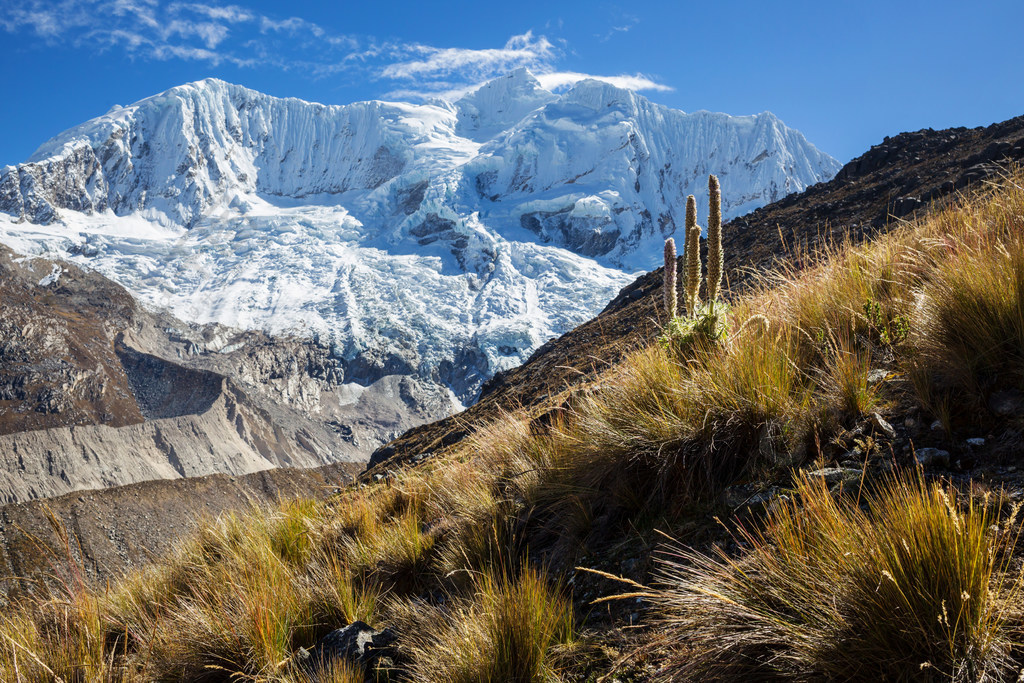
left=0, top=245, right=449, bottom=504
left=1, top=112, right=1018, bottom=600
left=723, top=113, right=1024, bottom=275
left=0, top=71, right=838, bottom=406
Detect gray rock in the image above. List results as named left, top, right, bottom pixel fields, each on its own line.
left=867, top=369, right=891, bottom=384
left=870, top=413, right=896, bottom=439
left=966, top=438, right=985, bottom=447
left=296, top=621, right=397, bottom=672
left=806, top=467, right=862, bottom=487
left=930, top=420, right=945, bottom=432
left=723, top=485, right=781, bottom=510
left=722, top=484, right=754, bottom=508
left=915, top=448, right=951, bottom=468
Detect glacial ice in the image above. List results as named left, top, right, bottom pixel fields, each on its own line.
left=0, top=71, right=840, bottom=403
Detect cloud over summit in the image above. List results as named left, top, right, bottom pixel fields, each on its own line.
left=1, top=1, right=672, bottom=101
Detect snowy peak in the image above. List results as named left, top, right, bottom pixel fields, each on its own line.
left=467, top=83, right=838, bottom=267
left=560, top=78, right=640, bottom=112
left=0, top=75, right=840, bottom=406
left=455, top=69, right=556, bottom=141
left=14, top=78, right=469, bottom=227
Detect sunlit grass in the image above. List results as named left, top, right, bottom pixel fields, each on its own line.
left=395, top=566, right=576, bottom=683
left=650, top=472, right=1024, bottom=681
left=3, top=171, right=1024, bottom=681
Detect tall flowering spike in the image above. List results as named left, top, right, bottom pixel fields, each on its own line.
left=685, top=195, right=702, bottom=315
left=663, top=237, right=678, bottom=320
left=686, top=226, right=702, bottom=315
left=707, top=174, right=723, bottom=308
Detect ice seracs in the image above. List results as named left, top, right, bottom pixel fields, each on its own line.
left=0, top=72, right=840, bottom=409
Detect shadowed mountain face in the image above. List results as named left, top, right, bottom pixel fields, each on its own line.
left=0, top=250, right=143, bottom=434
left=367, top=114, right=1024, bottom=472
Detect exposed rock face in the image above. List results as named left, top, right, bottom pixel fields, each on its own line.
left=0, top=244, right=450, bottom=504
left=0, top=252, right=142, bottom=434
left=723, top=115, right=1024, bottom=275
left=0, top=377, right=321, bottom=503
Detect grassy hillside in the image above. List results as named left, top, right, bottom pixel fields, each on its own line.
left=4, top=170, right=1024, bottom=681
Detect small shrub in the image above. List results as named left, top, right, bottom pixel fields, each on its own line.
left=864, top=296, right=911, bottom=346
left=657, top=304, right=729, bottom=358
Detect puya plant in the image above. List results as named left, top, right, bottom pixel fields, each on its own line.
left=659, top=175, right=729, bottom=355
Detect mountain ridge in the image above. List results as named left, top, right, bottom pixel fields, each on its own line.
left=367, top=112, right=1024, bottom=471
left=1, top=111, right=1021, bottom=596
left=0, top=73, right=837, bottom=412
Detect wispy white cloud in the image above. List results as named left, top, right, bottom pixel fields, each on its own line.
left=0, top=0, right=359, bottom=69
left=380, top=31, right=556, bottom=80
left=384, top=69, right=671, bottom=105
left=597, top=12, right=639, bottom=42
left=535, top=71, right=672, bottom=93
left=0, top=2, right=674, bottom=103
left=165, top=19, right=228, bottom=48
left=173, top=3, right=252, bottom=23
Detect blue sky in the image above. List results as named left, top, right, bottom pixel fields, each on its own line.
left=2, top=0, right=1022, bottom=167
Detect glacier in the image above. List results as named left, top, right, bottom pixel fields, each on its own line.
left=0, top=69, right=840, bottom=406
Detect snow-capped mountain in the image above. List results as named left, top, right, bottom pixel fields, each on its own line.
left=0, top=70, right=839, bottom=406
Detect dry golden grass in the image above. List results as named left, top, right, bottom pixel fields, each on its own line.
left=3, top=172, right=1024, bottom=681
left=479, top=169, right=1024, bottom=551
left=650, top=471, right=1024, bottom=681
left=392, top=566, right=576, bottom=683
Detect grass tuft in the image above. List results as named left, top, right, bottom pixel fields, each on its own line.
left=397, top=566, right=576, bottom=683
left=651, top=471, right=1024, bottom=681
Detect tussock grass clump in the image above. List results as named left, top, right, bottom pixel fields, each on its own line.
left=0, top=593, right=118, bottom=683
left=651, top=472, right=1024, bottom=681
left=916, top=229, right=1024, bottom=406
left=396, top=566, right=576, bottom=683
left=0, top=496, right=396, bottom=682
